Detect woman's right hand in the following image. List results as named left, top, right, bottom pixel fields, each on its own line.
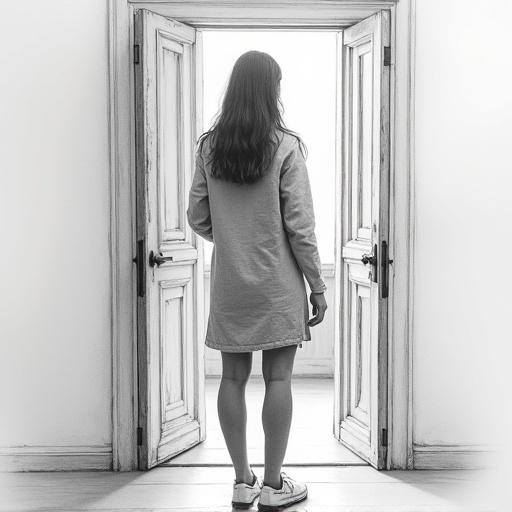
left=308, top=292, right=328, bottom=327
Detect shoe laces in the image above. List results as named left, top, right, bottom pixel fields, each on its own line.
left=280, top=472, right=295, bottom=493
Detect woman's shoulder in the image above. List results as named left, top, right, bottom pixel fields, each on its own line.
left=196, top=132, right=214, bottom=161
left=276, top=130, right=301, bottom=154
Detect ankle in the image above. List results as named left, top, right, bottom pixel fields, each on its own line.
left=235, top=468, right=256, bottom=485
left=263, top=474, right=283, bottom=489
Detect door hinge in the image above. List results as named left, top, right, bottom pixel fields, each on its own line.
left=133, top=44, right=140, bottom=64
left=137, top=427, right=143, bottom=446
left=381, top=428, right=388, bottom=447
left=384, top=46, right=391, bottom=66
left=132, top=239, right=145, bottom=298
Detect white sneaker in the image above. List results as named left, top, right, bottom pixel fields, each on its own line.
left=257, top=471, right=308, bottom=511
left=232, top=470, right=262, bottom=509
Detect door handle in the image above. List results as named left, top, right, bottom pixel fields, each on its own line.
left=149, top=250, right=173, bottom=267
left=361, top=244, right=378, bottom=283
left=361, top=253, right=376, bottom=266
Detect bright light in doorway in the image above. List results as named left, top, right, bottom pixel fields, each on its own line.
left=201, top=30, right=337, bottom=265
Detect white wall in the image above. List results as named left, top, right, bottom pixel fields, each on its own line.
left=2, top=0, right=512, bottom=472
left=413, top=0, right=512, bottom=450
left=0, top=0, right=111, bottom=464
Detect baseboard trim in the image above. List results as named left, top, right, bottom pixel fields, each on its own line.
left=0, top=445, right=113, bottom=472
left=413, top=444, right=495, bottom=469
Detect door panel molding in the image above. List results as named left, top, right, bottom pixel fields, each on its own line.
left=109, top=0, right=414, bottom=470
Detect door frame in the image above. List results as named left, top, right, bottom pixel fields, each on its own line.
left=108, top=0, right=416, bottom=471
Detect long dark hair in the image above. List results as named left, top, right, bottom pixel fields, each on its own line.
left=197, top=50, right=307, bottom=185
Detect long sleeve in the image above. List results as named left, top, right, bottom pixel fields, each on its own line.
left=279, top=140, right=326, bottom=293
left=187, top=148, right=213, bottom=243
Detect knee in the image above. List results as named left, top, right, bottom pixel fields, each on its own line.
left=220, top=352, right=252, bottom=384
left=221, top=366, right=251, bottom=385
left=262, top=345, right=296, bottom=385
left=262, top=368, right=293, bottom=386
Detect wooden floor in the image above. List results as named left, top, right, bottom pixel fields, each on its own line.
left=166, top=377, right=364, bottom=466
left=1, top=378, right=495, bottom=511
left=1, top=466, right=490, bottom=511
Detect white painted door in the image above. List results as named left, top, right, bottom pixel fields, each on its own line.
left=133, top=9, right=205, bottom=470
left=333, top=10, right=391, bottom=469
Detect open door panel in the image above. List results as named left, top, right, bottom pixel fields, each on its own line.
left=133, top=8, right=206, bottom=470
left=333, top=9, right=391, bottom=469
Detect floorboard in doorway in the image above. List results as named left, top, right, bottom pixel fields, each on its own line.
left=164, top=377, right=364, bottom=466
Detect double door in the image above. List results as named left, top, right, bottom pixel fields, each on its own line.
left=133, top=8, right=391, bottom=470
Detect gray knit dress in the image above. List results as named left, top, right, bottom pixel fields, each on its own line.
left=186, top=131, right=326, bottom=352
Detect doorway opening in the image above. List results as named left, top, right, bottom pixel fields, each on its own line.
left=110, top=0, right=414, bottom=472
left=131, top=5, right=394, bottom=472
left=159, top=29, right=363, bottom=467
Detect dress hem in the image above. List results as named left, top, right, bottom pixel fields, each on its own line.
left=205, top=334, right=310, bottom=352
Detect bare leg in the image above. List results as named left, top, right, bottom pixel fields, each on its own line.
left=261, top=344, right=298, bottom=489
left=218, top=351, right=254, bottom=484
